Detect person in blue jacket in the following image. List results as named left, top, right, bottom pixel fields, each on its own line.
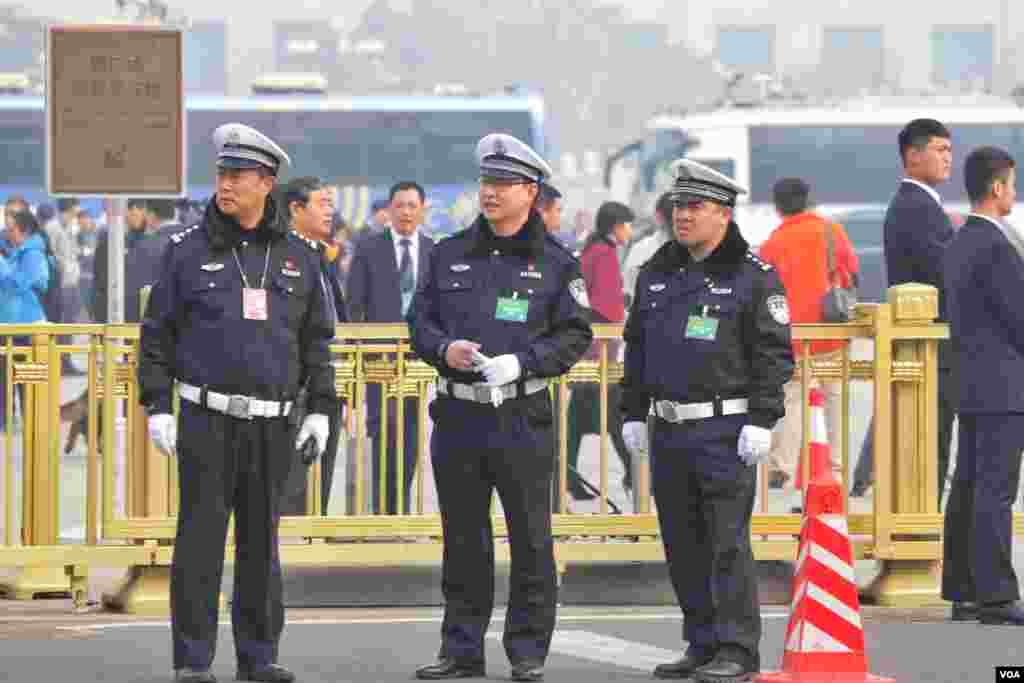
left=0, top=208, right=49, bottom=432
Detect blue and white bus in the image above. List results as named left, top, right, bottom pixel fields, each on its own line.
left=0, top=91, right=547, bottom=236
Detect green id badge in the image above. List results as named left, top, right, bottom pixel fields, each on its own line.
left=496, top=297, right=530, bottom=322
left=685, top=315, right=719, bottom=340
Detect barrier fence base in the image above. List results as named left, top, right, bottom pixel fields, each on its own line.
left=102, top=565, right=172, bottom=615
left=0, top=566, right=72, bottom=600
left=862, top=559, right=942, bottom=607
left=102, top=565, right=227, bottom=615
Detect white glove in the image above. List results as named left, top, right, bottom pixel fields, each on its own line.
left=148, top=413, right=177, bottom=457
left=295, top=413, right=330, bottom=457
left=738, top=425, right=772, bottom=467
left=479, top=354, right=521, bottom=387
left=622, top=421, right=649, bottom=456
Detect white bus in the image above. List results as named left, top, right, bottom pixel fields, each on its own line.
left=606, top=95, right=1024, bottom=245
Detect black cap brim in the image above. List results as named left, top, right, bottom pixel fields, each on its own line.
left=217, top=157, right=273, bottom=172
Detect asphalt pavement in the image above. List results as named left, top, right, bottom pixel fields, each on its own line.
left=0, top=604, right=1020, bottom=682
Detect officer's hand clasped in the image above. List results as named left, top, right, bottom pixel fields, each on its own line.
left=148, top=413, right=178, bottom=457
left=445, top=340, right=483, bottom=371
left=622, top=421, right=649, bottom=456
left=295, top=413, right=329, bottom=458
left=479, top=354, right=521, bottom=387
left=737, top=425, right=772, bottom=467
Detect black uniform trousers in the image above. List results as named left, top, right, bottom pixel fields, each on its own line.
left=367, top=384, right=419, bottom=515
left=430, top=392, right=557, bottom=666
left=171, top=401, right=293, bottom=672
left=650, top=413, right=760, bottom=670
left=941, top=413, right=1024, bottom=605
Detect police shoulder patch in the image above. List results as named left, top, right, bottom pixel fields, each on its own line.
left=169, top=225, right=200, bottom=245
left=568, top=278, right=590, bottom=308
left=766, top=294, right=790, bottom=325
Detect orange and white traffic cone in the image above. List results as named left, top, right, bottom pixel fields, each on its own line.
left=757, top=389, right=895, bottom=683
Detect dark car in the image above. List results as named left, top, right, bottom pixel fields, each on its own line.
left=830, top=207, right=964, bottom=304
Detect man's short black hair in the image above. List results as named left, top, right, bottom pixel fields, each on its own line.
left=283, top=176, right=324, bottom=217
left=898, top=119, right=951, bottom=164
left=772, top=177, right=811, bottom=216
left=57, top=197, right=80, bottom=213
left=389, top=181, right=425, bottom=203
left=147, top=199, right=176, bottom=221
left=536, top=183, right=562, bottom=210
left=127, top=198, right=146, bottom=210
left=964, top=146, right=1016, bottom=204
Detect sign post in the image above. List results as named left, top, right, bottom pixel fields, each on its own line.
left=46, top=24, right=184, bottom=323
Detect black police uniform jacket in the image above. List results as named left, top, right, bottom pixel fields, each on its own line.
left=138, top=196, right=335, bottom=416
left=621, top=221, right=794, bottom=429
left=409, top=211, right=593, bottom=383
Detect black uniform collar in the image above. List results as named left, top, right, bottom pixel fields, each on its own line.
left=467, top=210, right=547, bottom=260
left=647, top=220, right=749, bottom=277
left=203, top=193, right=288, bottom=251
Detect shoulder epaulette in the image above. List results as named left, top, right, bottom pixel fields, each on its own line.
left=544, top=232, right=577, bottom=258
left=169, top=224, right=200, bottom=245
left=745, top=250, right=773, bottom=272
left=289, top=230, right=321, bottom=252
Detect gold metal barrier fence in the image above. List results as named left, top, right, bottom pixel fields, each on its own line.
left=0, top=283, right=996, bottom=612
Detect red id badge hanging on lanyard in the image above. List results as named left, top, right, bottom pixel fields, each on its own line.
left=243, top=288, right=268, bottom=320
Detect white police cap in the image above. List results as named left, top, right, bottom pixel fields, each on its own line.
left=670, top=158, right=748, bottom=207
left=476, top=133, right=552, bottom=183
left=213, top=123, right=291, bottom=176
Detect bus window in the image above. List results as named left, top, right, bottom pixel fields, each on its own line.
left=750, top=122, right=1024, bottom=205
left=0, top=113, right=44, bottom=185
left=749, top=125, right=902, bottom=204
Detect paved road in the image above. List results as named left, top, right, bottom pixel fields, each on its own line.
left=0, top=604, right=1020, bottom=682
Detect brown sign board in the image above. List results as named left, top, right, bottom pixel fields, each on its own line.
left=47, top=25, right=184, bottom=196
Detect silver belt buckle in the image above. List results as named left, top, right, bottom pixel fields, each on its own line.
left=473, top=385, right=492, bottom=403
left=227, top=395, right=252, bottom=420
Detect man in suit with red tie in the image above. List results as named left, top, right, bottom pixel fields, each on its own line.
left=346, top=181, right=434, bottom=514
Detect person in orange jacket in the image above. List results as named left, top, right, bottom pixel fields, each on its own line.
left=757, top=178, right=859, bottom=492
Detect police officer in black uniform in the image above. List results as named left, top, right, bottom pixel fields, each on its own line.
left=139, top=123, right=335, bottom=683
left=409, top=134, right=592, bottom=682
left=620, top=160, right=793, bottom=682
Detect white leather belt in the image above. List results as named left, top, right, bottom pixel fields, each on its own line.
left=654, top=398, right=748, bottom=423
left=437, top=377, right=548, bottom=404
left=179, top=383, right=293, bottom=420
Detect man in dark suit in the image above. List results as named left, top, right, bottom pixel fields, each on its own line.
left=280, top=176, right=349, bottom=516
left=853, top=120, right=956, bottom=500
left=942, top=145, right=1024, bottom=625
left=346, top=181, right=433, bottom=514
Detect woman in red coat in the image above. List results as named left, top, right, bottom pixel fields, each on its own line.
left=566, top=201, right=635, bottom=500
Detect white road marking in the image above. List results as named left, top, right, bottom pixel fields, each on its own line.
left=488, top=630, right=679, bottom=671
left=58, top=610, right=790, bottom=633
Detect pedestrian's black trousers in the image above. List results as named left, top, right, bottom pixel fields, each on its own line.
left=650, top=413, right=761, bottom=671
left=430, top=392, right=557, bottom=666
left=171, top=401, right=293, bottom=672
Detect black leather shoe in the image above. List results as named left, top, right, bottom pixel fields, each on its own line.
left=175, top=670, right=217, bottom=683
left=235, top=664, right=295, bottom=682
left=414, top=658, right=486, bottom=680
left=695, top=658, right=756, bottom=683
left=653, top=653, right=714, bottom=679
left=979, top=600, right=1024, bottom=625
left=510, top=660, right=544, bottom=681
left=951, top=601, right=980, bottom=621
